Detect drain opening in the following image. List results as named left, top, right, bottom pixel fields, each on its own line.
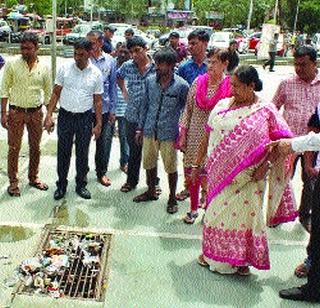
left=15, top=226, right=112, bottom=301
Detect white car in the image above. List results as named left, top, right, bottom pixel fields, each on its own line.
left=208, top=32, right=234, bottom=49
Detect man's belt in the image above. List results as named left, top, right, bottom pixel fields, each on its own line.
left=9, top=105, right=42, bottom=113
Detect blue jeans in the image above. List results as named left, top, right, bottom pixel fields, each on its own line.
left=94, top=113, right=114, bottom=178
left=117, top=116, right=129, bottom=167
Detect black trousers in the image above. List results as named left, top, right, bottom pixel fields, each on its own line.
left=56, top=108, right=92, bottom=190
left=125, top=120, right=142, bottom=187
left=304, top=173, right=320, bottom=298
left=264, top=52, right=276, bottom=71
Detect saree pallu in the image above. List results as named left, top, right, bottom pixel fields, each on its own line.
left=202, top=98, right=298, bottom=271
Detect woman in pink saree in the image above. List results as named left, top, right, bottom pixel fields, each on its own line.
left=193, top=66, right=298, bottom=275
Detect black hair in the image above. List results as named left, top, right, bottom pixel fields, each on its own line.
left=229, top=39, right=237, bottom=46
left=187, top=29, right=210, bottom=42
left=169, top=31, right=180, bottom=39
left=21, top=32, right=38, bottom=47
left=294, top=46, right=317, bottom=62
left=125, top=28, right=135, bottom=35
left=207, top=48, right=229, bottom=63
left=74, top=38, right=93, bottom=52
left=87, top=30, right=104, bottom=42
left=234, top=65, right=263, bottom=92
left=153, top=47, right=177, bottom=66
left=126, top=36, right=147, bottom=49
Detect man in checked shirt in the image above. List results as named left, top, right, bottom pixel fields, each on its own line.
left=272, top=46, right=320, bottom=230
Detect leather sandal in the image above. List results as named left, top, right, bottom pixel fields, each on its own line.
left=29, top=181, right=49, bottom=191
left=98, top=175, right=111, bottom=187
left=120, top=183, right=135, bottom=193
left=167, top=199, right=178, bottom=214
left=294, top=262, right=309, bottom=278
left=133, top=191, right=159, bottom=203
left=7, top=185, right=21, bottom=197
left=176, top=189, right=190, bottom=201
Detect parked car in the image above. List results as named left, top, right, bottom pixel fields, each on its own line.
left=208, top=31, right=234, bottom=49
left=248, top=32, right=261, bottom=50
left=63, top=22, right=103, bottom=45
left=0, top=20, right=11, bottom=42
left=312, top=33, right=320, bottom=53
left=155, top=27, right=192, bottom=49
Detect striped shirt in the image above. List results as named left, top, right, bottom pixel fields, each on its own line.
left=116, top=85, right=127, bottom=117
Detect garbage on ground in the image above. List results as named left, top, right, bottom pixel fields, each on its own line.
left=5, top=232, right=105, bottom=299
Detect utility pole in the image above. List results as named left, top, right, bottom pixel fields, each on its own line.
left=293, top=0, right=300, bottom=33
left=247, top=0, right=253, bottom=32
left=51, top=0, right=57, bottom=88
left=273, top=0, right=279, bottom=24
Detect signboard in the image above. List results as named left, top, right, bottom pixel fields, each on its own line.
left=257, top=23, right=281, bottom=59
left=205, top=11, right=224, bottom=20
left=167, top=10, right=193, bottom=20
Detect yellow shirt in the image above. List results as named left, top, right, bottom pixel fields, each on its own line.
left=1, top=57, right=51, bottom=108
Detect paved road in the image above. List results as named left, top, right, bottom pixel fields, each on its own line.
left=0, top=58, right=313, bottom=307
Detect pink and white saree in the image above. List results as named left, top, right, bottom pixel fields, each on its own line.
left=202, top=98, right=298, bottom=273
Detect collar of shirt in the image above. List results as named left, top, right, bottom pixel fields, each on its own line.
left=90, top=51, right=112, bottom=64
left=133, top=57, right=155, bottom=77
left=73, top=61, right=94, bottom=73
left=20, top=56, right=39, bottom=71
left=295, top=70, right=320, bottom=86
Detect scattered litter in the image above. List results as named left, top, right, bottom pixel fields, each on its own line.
left=10, top=228, right=111, bottom=300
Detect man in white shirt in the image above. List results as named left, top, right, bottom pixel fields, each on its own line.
left=44, top=39, right=103, bottom=200
left=268, top=135, right=320, bottom=303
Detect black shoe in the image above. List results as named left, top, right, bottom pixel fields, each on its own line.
left=269, top=69, right=275, bottom=72
left=54, top=188, right=66, bottom=200
left=279, top=287, right=320, bottom=302
left=76, top=187, right=91, bottom=199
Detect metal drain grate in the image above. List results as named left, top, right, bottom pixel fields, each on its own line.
left=17, top=226, right=112, bottom=301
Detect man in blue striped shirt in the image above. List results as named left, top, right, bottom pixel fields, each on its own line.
left=87, top=31, right=117, bottom=187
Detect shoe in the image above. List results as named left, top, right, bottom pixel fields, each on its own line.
left=76, top=187, right=91, bottom=199
left=279, top=287, right=320, bottom=302
left=269, top=69, right=275, bottom=72
left=54, top=188, right=66, bottom=200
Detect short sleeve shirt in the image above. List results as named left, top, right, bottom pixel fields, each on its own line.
left=56, top=62, right=103, bottom=113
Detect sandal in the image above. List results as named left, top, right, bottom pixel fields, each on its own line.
left=120, top=183, right=135, bottom=193
left=176, top=189, right=190, bottom=201
left=7, top=185, right=21, bottom=197
left=197, top=255, right=209, bottom=267
left=183, top=212, right=199, bottom=224
left=29, top=181, right=49, bottom=191
left=294, top=262, right=309, bottom=278
left=133, top=191, right=159, bottom=203
left=236, top=266, right=251, bottom=276
left=167, top=199, right=178, bottom=214
left=98, top=175, right=111, bottom=187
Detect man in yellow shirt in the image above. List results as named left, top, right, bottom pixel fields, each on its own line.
left=1, top=32, right=51, bottom=197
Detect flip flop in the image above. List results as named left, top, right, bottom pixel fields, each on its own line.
left=197, top=255, right=209, bottom=267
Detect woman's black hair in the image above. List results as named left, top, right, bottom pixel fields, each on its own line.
left=234, top=65, right=263, bottom=92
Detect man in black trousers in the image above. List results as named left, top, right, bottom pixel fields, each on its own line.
left=268, top=134, right=320, bottom=302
